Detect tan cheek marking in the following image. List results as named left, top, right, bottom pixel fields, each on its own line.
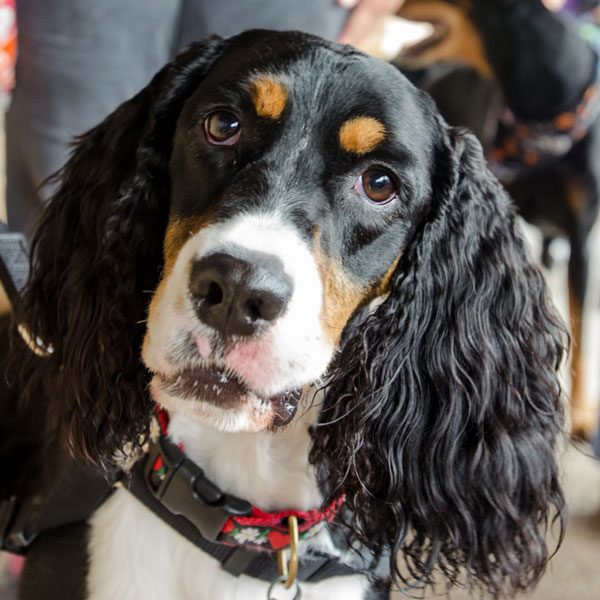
left=317, top=253, right=364, bottom=346
left=162, top=215, right=216, bottom=275
left=315, top=239, right=402, bottom=346
left=338, top=117, right=386, bottom=155
left=147, top=276, right=169, bottom=329
left=370, top=253, right=402, bottom=299
left=250, top=78, right=288, bottom=119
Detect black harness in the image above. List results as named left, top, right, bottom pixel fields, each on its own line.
left=1, top=436, right=360, bottom=583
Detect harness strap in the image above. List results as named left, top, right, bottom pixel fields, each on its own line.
left=0, top=462, right=114, bottom=554
left=125, top=457, right=359, bottom=583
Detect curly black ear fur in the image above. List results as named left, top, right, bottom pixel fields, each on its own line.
left=310, top=125, right=567, bottom=597
left=14, top=38, right=228, bottom=471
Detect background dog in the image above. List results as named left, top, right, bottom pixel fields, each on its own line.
left=396, top=0, right=600, bottom=438
left=2, top=29, right=567, bottom=599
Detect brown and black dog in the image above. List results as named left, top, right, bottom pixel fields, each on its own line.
left=397, top=0, right=600, bottom=438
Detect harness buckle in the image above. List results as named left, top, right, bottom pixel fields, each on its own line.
left=143, top=436, right=252, bottom=541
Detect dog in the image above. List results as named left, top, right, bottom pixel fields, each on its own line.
left=1, top=29, right=567, bottom=600
left=396, top=0, right=600, bottom=438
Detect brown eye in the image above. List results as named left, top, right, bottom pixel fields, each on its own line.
left=356, top=169, right=396, bottom=204
left=204, top=110, right=241, bottom=145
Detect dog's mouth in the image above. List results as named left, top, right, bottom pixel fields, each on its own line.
left=156, top=364, right=301, bottom=427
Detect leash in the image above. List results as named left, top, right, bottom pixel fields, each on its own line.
left=0, top=220, right=28, bottom=309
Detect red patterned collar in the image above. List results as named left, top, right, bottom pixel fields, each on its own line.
left=148, top=408, right=344, bottom=552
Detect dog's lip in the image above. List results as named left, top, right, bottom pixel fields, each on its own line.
left=156, top=364, right=301, bottom=426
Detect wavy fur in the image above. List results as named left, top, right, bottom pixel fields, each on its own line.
left=15, top=38, right=228, bottom=470
left=310, top=125, right=566, bottom=597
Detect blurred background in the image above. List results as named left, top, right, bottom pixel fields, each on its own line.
left=1, top=1, right=600, bottom=598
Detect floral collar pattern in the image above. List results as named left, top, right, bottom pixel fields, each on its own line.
left=147, top=409, right=345, bottom=552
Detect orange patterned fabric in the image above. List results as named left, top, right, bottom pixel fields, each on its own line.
left=490, top=58, right=600, bottom=181
left=0, top=0, right=16, bottom=106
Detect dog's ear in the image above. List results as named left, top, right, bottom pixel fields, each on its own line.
left=311, top=124, right=567, bottom=597
left=16, top=38, right=228, bottom=470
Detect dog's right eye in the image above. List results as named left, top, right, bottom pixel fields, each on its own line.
left=355, top=168, right=397, bottom=204
left=204, top=111, right=241, bottom=145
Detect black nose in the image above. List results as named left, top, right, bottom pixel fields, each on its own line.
left=189, top=250, right=293, bottom=337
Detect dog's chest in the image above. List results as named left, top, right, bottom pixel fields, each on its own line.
left=86, top=489, right=369, bottom=600
left=86, top=414, right=369, bottom=599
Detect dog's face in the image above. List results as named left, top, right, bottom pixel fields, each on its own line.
left=142, top=33, right=438, bottom=432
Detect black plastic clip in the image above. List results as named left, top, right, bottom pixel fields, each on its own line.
left=144, top=436, right=252, bottom=541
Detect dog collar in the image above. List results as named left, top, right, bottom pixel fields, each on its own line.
left=143, top=409, right=344, bottom=552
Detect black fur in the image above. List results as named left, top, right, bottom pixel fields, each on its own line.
left=7, top=30, right=567, bottom=598
left=311, top=126, right=566, bottom=597
left=14, top=37, right=228, bottom=469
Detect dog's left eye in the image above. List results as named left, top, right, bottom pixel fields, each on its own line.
left=204, top=110, right=241, bottom=145
left=355, top=169, right=397, bottom=204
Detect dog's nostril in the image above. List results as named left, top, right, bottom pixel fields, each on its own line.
left=206, top=281, right=224, bottom=306
left=244, top=298, right=262, bottom=322
left=243, top=292, right=287, bottom=323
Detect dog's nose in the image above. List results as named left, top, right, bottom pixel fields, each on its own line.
left=189, top=250, right=293, bottom=337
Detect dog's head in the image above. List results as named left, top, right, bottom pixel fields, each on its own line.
left=19, top=30, right=566, bottom=597
left=141, top=32, right=444, bottom=432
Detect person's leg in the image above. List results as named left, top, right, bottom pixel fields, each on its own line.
left=177, top=0, right=349, bottom=49
left=6, top=0, right=182, bottom=235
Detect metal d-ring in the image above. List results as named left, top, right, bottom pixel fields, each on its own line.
left=269, top=515, right=300, bottom=599
left=277, top=515, right=299, bottom=588
left=267, top=575, right=301, bottom=600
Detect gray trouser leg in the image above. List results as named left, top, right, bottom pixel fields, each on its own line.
left=6, top=0, right=182, bottom=235
left=5, top=0, right=349, bottom=236
left=177, top=0, right=348, bottom=47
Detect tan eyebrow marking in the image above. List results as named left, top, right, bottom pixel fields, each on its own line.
left=250, top=77, right=288, bottom=120
left=338, top=116, right=386, bottom=154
